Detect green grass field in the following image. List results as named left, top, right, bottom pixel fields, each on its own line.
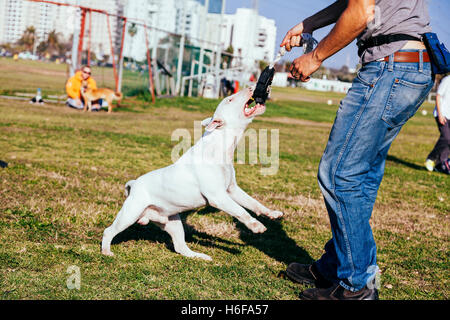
left=0, top=58, right=448, bottom=300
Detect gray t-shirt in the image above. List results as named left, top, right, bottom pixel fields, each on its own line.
left=358, top=0, right=432, bottom=64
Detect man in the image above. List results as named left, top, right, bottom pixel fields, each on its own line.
left=425, top=74, right=450, bottom=174
left=281, top=0, right=434, bottom=300
left=66, top=66, right=101, bottom=111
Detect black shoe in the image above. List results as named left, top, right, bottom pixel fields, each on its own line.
left=435, top=160, right=450, bottom=174
left=299, top=283, right=379, bottom=300
left=285, top=263, right=333, bottom=288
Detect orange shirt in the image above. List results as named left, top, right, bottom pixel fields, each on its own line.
left=66, top=71, right=97, bottom=99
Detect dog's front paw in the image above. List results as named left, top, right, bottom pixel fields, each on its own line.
left=248, top=219, right=267, bottom=233
left=267, top=210, right=284, bottom=220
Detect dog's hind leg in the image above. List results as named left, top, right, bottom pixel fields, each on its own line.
left=157, top=214, right=212, bottom=261
left=101, top=196, right=146, bottom=256
left=137, top=205, right=169, bottom=226
left=107, top=98, right=113, bottom=113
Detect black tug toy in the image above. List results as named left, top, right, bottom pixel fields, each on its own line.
left=251, top=33, right=317, bottom=106
left=253, top=67, right=275, bottom=106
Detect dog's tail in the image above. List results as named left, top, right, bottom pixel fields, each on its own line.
left=114, top=92, right=123, bottom=107
left=124, top=180, right=136, bottom=197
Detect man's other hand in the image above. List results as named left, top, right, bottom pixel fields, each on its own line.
left=289, top=51, right=322, bottom=82
left=438, top=114, right=448, bottom=126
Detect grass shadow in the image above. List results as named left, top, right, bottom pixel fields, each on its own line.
left=234, top=213, right=314, bottom=266
left=386, top=155, right=426, bottom=171
left=110, top=210, right=243, bottom=256
left=108, top=204, right=313, bottom=266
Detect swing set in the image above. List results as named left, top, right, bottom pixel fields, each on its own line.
left=28, top=0, right=156, bottom=103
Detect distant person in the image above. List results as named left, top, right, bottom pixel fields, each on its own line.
left=281, top=0, right=434, bottom=300
left=425, top=74, right=450, bottom=174
left=66, top=66, right=102, bottom=111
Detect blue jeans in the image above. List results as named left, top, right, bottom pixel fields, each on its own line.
left=315, top=50, right=434, bottom=291
left=66, top=98, right=105, bottom=110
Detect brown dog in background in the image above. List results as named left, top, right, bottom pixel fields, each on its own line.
left=81, top=80, right=123, bottom=114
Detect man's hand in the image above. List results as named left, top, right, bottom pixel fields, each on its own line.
left=289, top=51, right=322, bottom=82
left=280, top=22, right=307, bottom=52
left=280, top=1, right=349, bottom=53
left=282, top=0, right=372, bottom=82
left=436, top=94, right=447, bottom=125
left=438, top=113, right=448, bottom=126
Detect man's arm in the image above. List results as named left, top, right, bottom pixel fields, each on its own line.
left=289, top=0, right=374, bottom=81
left=312, top=0, right=374, bottom=63
left=436, top=77, right=449, bottom=125
left=304, top=0, right=349, bottom=34
left=435, top=94, right=447, bottom=125
left=281, top=0, right=348, bottom=52
left=88, top=77, right=98, bottom=90
left=66, top=77, right=78, bottom=99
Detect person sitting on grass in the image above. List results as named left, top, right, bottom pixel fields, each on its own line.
left=65, top=65, right=102, bottom=112
left=425, top=74, right=450, bottom=174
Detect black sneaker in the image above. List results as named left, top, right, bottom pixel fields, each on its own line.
left=285, top=263, right=333, bottom=288
left=299, top=283, right=379, bottom=300
left=435, top=160, right=450, bottom=175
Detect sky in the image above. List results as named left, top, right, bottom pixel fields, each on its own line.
left=224, top=0, right=450, bottom=69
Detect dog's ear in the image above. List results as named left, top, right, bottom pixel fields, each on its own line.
left=204, top=118, right=224, bottom=132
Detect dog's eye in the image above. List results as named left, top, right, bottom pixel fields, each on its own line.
left=228, top=98, right=233, bottom=103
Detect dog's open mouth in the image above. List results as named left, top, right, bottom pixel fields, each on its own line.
left=244, top=98, right=266, bottom=117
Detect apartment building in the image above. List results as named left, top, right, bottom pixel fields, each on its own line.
left=0, top=0, right=121, bottom=60
left=205, top=8, right=277, bottom=70
left=0, top=0, right=277, bottom=70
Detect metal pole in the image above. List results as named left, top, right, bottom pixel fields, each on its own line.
left=215, top=0, right=226, bottom=98
left=151, top=12, right=161, bottom=96
left=198, top=0, right=209, bottom=94
left=70, top=0, right=81, bottom=76
left=144, top=24, right=156, bottom=104
left=176, top=2, right=185, bottom=95
left=77, top=8, right=87, bottom=68
left=117, top=18, right=127, bottom=93
left=188, top=60, right=197, bottom=97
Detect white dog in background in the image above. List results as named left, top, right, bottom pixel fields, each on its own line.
left=101, top=86, right=283, bottom=260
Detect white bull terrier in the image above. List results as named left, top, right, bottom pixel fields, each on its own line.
left=101, top=86, right=283, bottom=260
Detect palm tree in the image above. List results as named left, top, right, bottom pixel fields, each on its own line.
left=17, top=26, right=36, bottom=52
left=36, top=30, right=65, bottom=58
left=46, top=30, right=62, bottom=56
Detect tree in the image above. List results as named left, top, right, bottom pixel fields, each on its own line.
left=36, top=30, right=65, bottom=58
left=220, top=45, right=233, bottom=68
left=259, top=60, right=269, bottom=72
left=17, top=26, right=36, bottom=52
left=46, top=30, right=62, bottom=56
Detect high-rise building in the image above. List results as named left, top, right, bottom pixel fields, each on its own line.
left=0, top=0, right=277, bottom=72
left=205, top=8, right=277, bottom=70
left=0, top=0, right=121, bottom=60
left=122, top=0, right=176, bottom=62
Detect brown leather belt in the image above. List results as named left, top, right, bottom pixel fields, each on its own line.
left=383, top=51, right=430, bottom=63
